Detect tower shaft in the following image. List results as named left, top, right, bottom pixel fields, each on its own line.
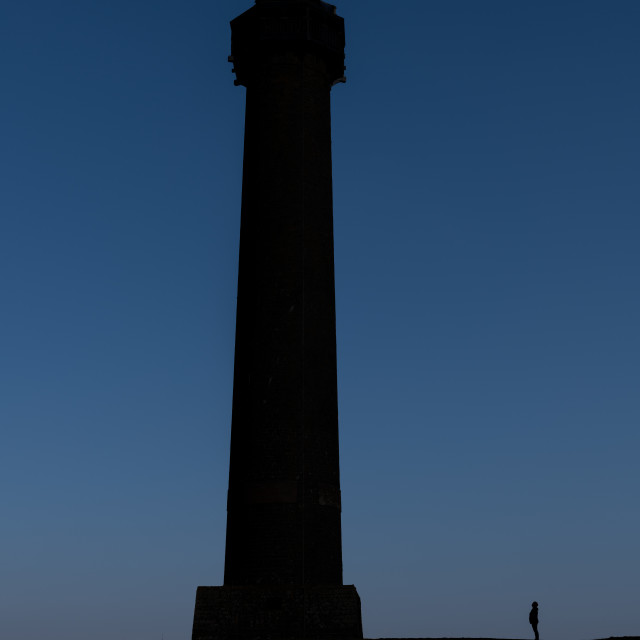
left=226, top=46, right=341, bottom=588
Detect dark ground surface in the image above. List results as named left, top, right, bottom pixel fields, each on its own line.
left=368, top=637, right=640, bottom=640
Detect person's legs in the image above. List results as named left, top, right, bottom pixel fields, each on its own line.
left=532, top=623, right=539, bottom=640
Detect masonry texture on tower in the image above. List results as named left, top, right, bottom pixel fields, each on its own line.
left=191, top=1, right=362, bottom=639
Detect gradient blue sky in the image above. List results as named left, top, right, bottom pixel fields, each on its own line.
left=2, top=2, right=639, bottom=640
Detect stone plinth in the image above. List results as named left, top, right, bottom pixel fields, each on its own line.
left=192, top=585, right=363, bottom=640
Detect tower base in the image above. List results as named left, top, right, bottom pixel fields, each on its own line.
left=192, top=585, right=363, bottom=640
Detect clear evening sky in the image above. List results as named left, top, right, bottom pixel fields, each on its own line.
left=2, top=2, right=638, bottom=640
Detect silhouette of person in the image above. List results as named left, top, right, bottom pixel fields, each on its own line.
left=529, top=601, right=539, bottom=640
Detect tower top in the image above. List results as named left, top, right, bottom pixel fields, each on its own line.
left=255, top=0, right=337, bottom=12
left=231, top=0, right=345, bottom=87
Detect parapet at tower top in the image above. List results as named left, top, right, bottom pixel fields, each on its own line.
left=255, top=0, right=338, bottom=14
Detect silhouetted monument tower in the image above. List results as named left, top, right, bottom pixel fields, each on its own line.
left=191, top=1, right=362, bottom=639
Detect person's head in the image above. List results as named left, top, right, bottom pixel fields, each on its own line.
left=532, top=601, right=538, bottom=608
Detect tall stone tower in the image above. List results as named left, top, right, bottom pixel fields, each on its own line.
left=191, top=1, right=362, bottom=638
